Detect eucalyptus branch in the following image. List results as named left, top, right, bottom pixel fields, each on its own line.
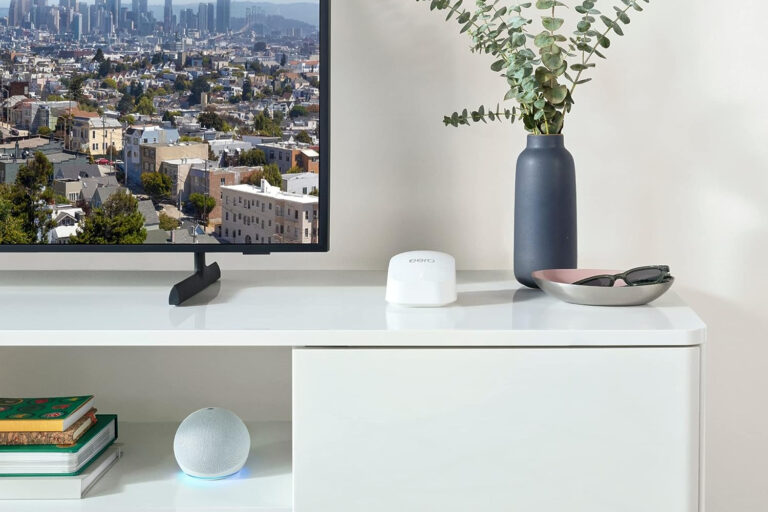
left=568, top=1, right=638, bottom=96
left=418, top=0, right=651, bottom=134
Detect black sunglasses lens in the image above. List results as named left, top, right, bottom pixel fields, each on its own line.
left=576, top=276, right=614, bottom=287
left=626, top=268, right=664, bottom=285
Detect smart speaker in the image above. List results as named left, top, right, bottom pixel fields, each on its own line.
left=173, top=408, right=251, bottom=479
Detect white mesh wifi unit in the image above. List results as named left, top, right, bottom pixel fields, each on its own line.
left=386, top=251, right=457, bottom=307
left=173, top=408, right=251, bottom=479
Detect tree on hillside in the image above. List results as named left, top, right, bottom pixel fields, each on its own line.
left=295, top=130, right=312, bottom=144
left=0, top=187, right=30, bottom=244
left=245, top=163, right=282, bottom=188
left=17, top=152, right=53, bottom=191
left=93, top=48, right=105, bottom=63
left=238, top=149, right=266, bottom=167
left=68, top=74, right=86, bottom=103
left=141, top=172, right=172, bottom=203
left=242, top=77, right=253, bottom=101
left=70, top=191, right=147, bottom=245
left=159, top=212, right=180, bottom=231
left=12, top=152, right=56, bottom=242
left=98, top=58, right=112, bottom=78
left=189, top=76, right=211, bottom=105
left=280, top=53, right=287, bottom=67
left=287, top=166, right=303, bottom=174
left=188, top=193, right=216, bottom=222
left=198, top=111, right=231, bottom=132
left=135, top=96, right=156, bottom=115
left=117, top=93, right=135, bottom=115
left=290, top=105, right=308, bottom=119
left=174, top=75, right=190, bottom=92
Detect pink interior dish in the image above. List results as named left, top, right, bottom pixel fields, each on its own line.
left=532, top=269, right=628, bottom=287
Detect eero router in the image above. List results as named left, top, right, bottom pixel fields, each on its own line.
left=386, top=251, right=457, bottom=307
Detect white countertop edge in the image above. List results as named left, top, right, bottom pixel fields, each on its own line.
left=0, top=327, right=706, bottom=347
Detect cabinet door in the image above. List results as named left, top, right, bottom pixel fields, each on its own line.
left=293, top=347, right=700, bottom=512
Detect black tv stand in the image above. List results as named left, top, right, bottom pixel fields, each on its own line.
left=169, top=253, right=222, bottom=306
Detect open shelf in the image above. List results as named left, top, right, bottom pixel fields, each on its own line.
left=0, top=421, right=292, bottom=511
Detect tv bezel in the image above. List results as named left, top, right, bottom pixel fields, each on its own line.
left=1, top=0, right=330, bottom=256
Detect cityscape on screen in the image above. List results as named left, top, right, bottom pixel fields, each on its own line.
left=0, top=0, right=321, bottom=245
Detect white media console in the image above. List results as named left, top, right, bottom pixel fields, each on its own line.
left=0, top=270, right=706, bottom=512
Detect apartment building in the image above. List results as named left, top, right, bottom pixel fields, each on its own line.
left=220, top=179, right=319, bottom=245
left=124, top=125, right=180, bottom=186
left=139, top=141, right=208, bottom=175
left=67, top=115, right=124, bottom=156
left=159, top=157, right=207, bottom=202
left=187, top=164, right=262, bottom=228
left=255, top=142, right=319, bottom=173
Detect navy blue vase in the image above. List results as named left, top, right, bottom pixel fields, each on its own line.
left=514, top=135, right=577, bottom=288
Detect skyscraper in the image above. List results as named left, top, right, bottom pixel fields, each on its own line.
left=207, top=2, right=215, bottom=33
left=215, top=0, right=229, bottom=33
left=198, top=2, right=207, bottom=33
left=164, top=0, right=173, bottom=32
left=106, top=0, right=119, bottom=30
left=79, top=1, right=89, bottom=32
left=72, top=12, right=82, bottom=38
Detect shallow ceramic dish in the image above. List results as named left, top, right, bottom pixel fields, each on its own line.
left=531, top=269, right=674, bottom=306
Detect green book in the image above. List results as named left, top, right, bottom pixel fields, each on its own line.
left=0, top=415, right=118, bottom=476
left=0, top=396, right=95, bottom=432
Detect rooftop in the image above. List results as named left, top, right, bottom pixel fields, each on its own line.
left=222, top=182, right=319, bottom=205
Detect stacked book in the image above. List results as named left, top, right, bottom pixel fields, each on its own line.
left=0, top=396, right=120, bottom=499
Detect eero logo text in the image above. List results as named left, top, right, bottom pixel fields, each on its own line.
left=409, top=258, right=436, bottom=264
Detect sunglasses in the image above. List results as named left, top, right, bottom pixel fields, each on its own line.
left=572, top=265, right=672, bottom=287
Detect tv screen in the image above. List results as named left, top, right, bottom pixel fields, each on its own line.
left=0, top=0, right=328, bottom=255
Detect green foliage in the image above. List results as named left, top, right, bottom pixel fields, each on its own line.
left=295, top=130, right=312, bottom=144
left=135, top=96, right=156, bottom=115
left=239, top=148, right=267, bottom=166
left=188, top=193, right=216, bottom=221
left=163, top=110, right=182, bottom=126
left=417, top=0, right=650, bottom=134
left=98, top=58, right=112, bottom=78
left=179, top=135, right=203, bottom=142
left=93, top=48, right=105, bottom=63
left=287, top=166, right=304, bottom=174
left=17, top=152, right=53, bottom=191
left=252, top=109, right=282, bottom=137
left=101, top=78, right=118, bottom=89
left=141, top=172, right=172, bottom=203
left=174, top=75, right=191, bottom=92
left=280, top=53, right=287, bottom=67
left=245, top=163, right=282, bottom=188
left=242, top=77, right=254, bottom=101
left=36, top=126, right=52, bottom=136
left=120, top=114, right=136, bottom=125
left=6, top=153, right=57, bottom=243
left=159, top=212, right=181, bottom=231
left=45, top=94, right=65, bottom=101
left=0, top=187, right=30, bottom=244
left=198, top=111, right=231, bottom=132
left=290, top=105, right=309, bottom=119
left=189, top=76, right=211, bottom=105
left=70, top=191, right=147, bottom=245
left=117, top=93, right=135, bottom=115
left=68, top=74, right=87, bottom=103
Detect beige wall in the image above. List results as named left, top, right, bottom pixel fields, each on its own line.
left=0, top=2, right=766, bottom=509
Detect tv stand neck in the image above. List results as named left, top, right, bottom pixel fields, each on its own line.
left=168, top=253, right=222, bottom=306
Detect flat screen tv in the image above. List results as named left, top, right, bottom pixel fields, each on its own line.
left=0, top=0, right=329, bottom=304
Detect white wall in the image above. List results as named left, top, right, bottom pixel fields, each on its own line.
left=0, top=1, right=766, bottom=510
